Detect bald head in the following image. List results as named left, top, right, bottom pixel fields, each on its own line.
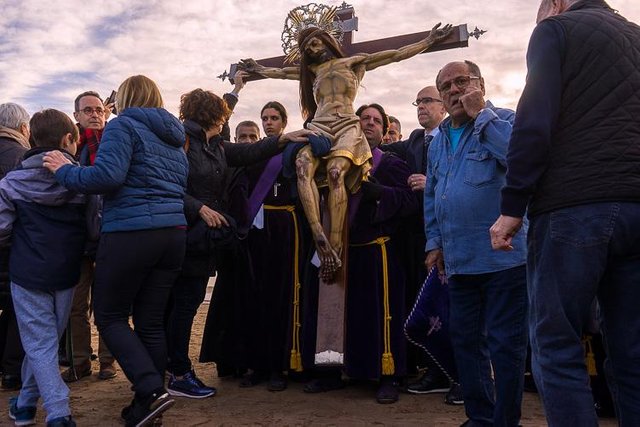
left=414, top=86, right=446, bottom=131
left=536, top=0, right=579, bottom=23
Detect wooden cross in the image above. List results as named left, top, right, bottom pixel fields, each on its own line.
left=219, top=3, right=476, bottom=84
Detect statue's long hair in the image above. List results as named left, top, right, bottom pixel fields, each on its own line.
left=297, top=27, right=346, bottom=122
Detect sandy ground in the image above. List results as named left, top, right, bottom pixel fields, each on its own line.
left=0, top=299, right=618, bottom=426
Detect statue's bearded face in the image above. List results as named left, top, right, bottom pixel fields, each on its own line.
left=305, top=37, right=332, bottom=63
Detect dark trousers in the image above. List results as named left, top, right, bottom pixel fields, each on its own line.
left=94, top=228, right=185, bottom=398
left=449, top=266, right=528, bottom=427
left=166, top=275, right=209, bottom=376
left=0, top=297, right=25, bottom=375
left=528, top=202, right=640, bottom=427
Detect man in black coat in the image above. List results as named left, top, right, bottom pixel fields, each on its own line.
left=381, top=87, right=461, bottom=403
left=0, top=102, right=30, bottom=391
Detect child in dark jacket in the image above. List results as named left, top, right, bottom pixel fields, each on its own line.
left=0, top=109, right=96, bottom=427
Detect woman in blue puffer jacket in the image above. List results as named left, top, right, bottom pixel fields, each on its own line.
left=43, top=75, right=188, bottom=427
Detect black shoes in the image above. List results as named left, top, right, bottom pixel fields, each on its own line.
left=46, top=416, right=77, bottom=427
left=123, top=389, right=175, bottom=427
left=1, top=373, right=22, bottom=390
left=303, top=377, right=345, bottom=393
left=239, top=370, right=267, bottom=388
left=407, top=370, right=450, bottom=394
left=444, top=382, right=464, bottom=405
left=267, top=372, right=287, bottom=392
left=523, top=372, right=538, bottom=393
left=376, top=376, right=400, bottom=404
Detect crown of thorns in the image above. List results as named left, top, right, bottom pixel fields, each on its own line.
left=281, top=3, right=344, bottom=64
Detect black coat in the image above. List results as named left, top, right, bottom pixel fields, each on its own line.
left=0, top=136, right=27, bottom=299
left=181, top=120, right=281, bottom=276
left=380, top=128, right=429, bottom=177
left=0, top=136, right=28, bottom=179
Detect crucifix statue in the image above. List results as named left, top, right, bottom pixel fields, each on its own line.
left=239, top=8, right=452, bottom=280
left=229, top=2, right=475, bottom=366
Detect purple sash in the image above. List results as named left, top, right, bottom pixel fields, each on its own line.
left=246, top=154, right=283, bottom=224
left=347, top=148, right=383, bottom=226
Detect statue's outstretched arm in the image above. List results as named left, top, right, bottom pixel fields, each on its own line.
left=360, top=23, right=453, bottom=71
left=238, top=58, right=300, bottom=81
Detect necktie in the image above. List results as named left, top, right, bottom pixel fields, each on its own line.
left=423, top=133, right=433, bottom=173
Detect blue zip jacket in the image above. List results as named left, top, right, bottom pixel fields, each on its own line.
left=424, top=102, right=527, bottom=276
left=0, top=149, right=95, bottom=290
left=55, top=108, right=188, bottom=232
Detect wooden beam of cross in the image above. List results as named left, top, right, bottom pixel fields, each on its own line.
left=218, top=4, right=477, bottom=83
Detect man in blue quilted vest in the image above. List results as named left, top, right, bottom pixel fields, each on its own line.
left=491, top=1, right=640, bottom=425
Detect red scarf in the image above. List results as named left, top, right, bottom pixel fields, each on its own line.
left=77, top=127, right=103, bottom=165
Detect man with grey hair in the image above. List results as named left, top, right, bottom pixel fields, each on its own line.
left=491, top=0, right=640, bottom=425
left=426, top=61, right=528, bottom=426
left=0, top=103, right=30, bottom=173
left=0, top=102, right=29, bottom=391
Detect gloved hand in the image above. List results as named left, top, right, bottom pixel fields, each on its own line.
left=361, top=180, right=384, bottom=201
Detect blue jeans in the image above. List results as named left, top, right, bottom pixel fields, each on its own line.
left=449, top=266, right=528, bottom=427
left=11, top=283, right=74, bottom=422
left=166, top=275, right=209, bottom=376
left=528, top=202, right=640, bottom=427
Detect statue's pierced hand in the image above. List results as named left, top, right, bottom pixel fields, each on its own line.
left=427, top=23, right=454, bottom=44
left=238, top=58, right=266, bottom=74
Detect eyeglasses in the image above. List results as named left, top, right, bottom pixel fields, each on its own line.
left=80, top=107, right=105, bottom=116
left=412, top=97, right=443, bottom=107
left=437, top=75, right=480, bottom=94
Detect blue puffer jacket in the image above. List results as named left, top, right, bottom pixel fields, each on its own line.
left=56, top=108, right=189, bottom=232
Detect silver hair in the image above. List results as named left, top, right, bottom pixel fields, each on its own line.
left=0, top=103, right=30, bottom=130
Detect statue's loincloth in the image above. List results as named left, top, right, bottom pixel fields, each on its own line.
left=307, top=113, right=372, bottom=193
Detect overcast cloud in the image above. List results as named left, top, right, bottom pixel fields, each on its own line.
left=1, top=0, right=638, bottom=134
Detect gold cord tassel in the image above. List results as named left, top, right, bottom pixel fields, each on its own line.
left=382, top=352, right=395, bottom=376
left=378, top=237, right=395, bottom=375
left=352, top=237, right=395, bottom=375
left=583, top=335, right=597, bottom=376
left=265, top=204, right=304, bottom=373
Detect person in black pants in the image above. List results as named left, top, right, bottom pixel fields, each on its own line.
left=165, top=86, right=312, bottom=399
left=43, top=75, right=189, bottom=427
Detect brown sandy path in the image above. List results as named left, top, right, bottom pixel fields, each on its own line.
left=0, top=303, right=618, bottom=426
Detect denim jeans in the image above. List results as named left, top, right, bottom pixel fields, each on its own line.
left=449, top=265, right=528, bottom=427
left=528, top=202, right=640, bottom=427
left=94, top=228, right=185, bottom=398
left=11, top=283, right=74, bottom=422
left=166, top=275, right=209, bottom=376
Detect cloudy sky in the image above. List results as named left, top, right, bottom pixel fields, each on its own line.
left=1, top=0, right=638, bottom=135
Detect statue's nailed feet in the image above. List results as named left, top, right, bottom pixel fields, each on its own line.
left=316, top=235, right=342, bottom=282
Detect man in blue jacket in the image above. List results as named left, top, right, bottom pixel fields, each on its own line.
left=424, top=60, right=528, bottom=427
left=381, top=86, right=462, bottom=403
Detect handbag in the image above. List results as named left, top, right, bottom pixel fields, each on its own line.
left=404, top=266, right=457, bottom=381
left=185, top=213, right=237, bottom=256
